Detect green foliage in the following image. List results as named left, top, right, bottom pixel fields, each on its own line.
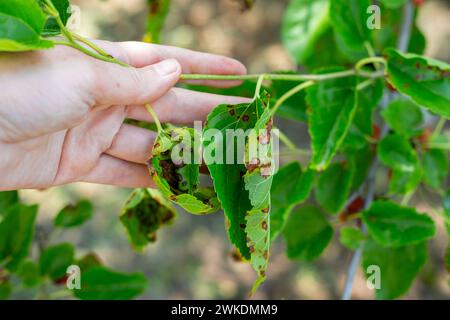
left=362, top=200, right=436, bottom=247
left=1, top=0, right=449, bottom=300
left=307, top=68, right=357, bottom=170
left=386, top=49, right=450, bottom=118
left=54, top=200, right=93, bottom=228
left=39, top=243, right=75, bottom=280
left=339, top=227, right=364, bottom=250
left=0, top=204, right=38, bottom=271
left=282, top=0, right=330, bottom=65
left=270, top=162, right=314, bottom=241
left=316, top=161, right=354, bottom=214
left=73, top=266, right=148, bottom=300
left=362, top=239, right=427, bottom=300
left=283, top=205, right=333, bottom=261
left=120, top=188, right=176, bottom=251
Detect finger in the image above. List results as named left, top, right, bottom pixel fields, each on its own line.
left=105, top=124, right=156, bottom=164
left=126, top=88, right=252, bottom=124
left=93, top=58, right=181, bottom=106
left=81, top=154, right=154, bottom=188
left=93, top=40, right=247, bottom=88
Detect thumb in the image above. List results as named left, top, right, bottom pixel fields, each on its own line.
left=93, top=58, right=181, bottom=106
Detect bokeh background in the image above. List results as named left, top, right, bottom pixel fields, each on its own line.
left=20, top=0, right=450, bottom=299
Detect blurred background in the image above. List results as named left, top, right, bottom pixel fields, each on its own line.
left=20, top=0, right=450, bottom=299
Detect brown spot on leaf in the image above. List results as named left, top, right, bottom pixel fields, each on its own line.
left=249, top=245, right=255, bottom=253
left=261, top=221, right=268, bottom=230
left=240, top=223, right=246, bottom=229
left=242, top=114, right=250, bottom=122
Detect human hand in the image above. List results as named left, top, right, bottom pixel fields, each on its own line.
left=0, top=41, right=248, bottom=190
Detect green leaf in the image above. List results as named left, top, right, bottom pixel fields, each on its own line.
left=388, top=166, right=423, bottom=195
left=379, top=0, right=407, bottom=8
left=73, top=266, right=147, bottom=300
left=316, top=162, right=354, bottom=214
left=54, top=200, right=93, bottom=228
left=0, top=191, right=19, bottom=216
left=283, top=205, right=333, bottom=261
left=41, top=0, right=71, bottom=36
left=39, top=243, right=75, bottom=280
left=76, top=253, right=102, bottom=273
left=203, top=98, right=269, bottom=259
left=0, top=280, right=11, bottom=300
left=330, top=0, right=371, bottom=52
left=422, top=149, right=449, bottom=189
left=307, top=68, right=357, bottom=170
left=281, top=0, right=330, bottom=65
left=386, top=49, right=450, bottom=118
left=0, top=0, right=53, bottom=52
left=17, top=260, right=41, bottom=287
left=362, top=200, right=436, bottom=247
left=353, top=79, right=384, bottom=137
left=120, top=188, right=176, bottom=251
left=0, top=204, right=38, bottom=271
left=348, top=143, right=373, bottom=191
left=378, top=134, right=419, bottom=172
left=144, top=0, right=170, bottom=43
left=362, top=239, right=427, bottom=299
left=270, top=162, right=314, bottom=241
left=1, top=0, right=47, bottom=34
left=381, top=99, right=423, bottom=137
left=340, top=226, right=364, bottom=250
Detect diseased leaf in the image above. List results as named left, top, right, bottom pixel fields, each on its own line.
left=203, top=98, right=268, bottom=259
left=120, top=188, right=176, bottom=251
left=0, top=204, right=38, bottom=271
left=150, top=127, right=220, bottom=215
left=73, top=266, right=147, bottom=300
left=362, top=239, right=427, bottom=300
left=378, top=134, right=419, bottom=172
left=316, top=161, right=354, bottom=214
left=76, top=253, right=102, bottom=273
left=381, top=99, right=423, bottom=137
left=270, top=162, right=314, bottom=241
left=386, top=49, right=450, bottom=118
left=54, top=200, right=93, bottom=228
left=362, top=200, right=436, bottom=247
left=306, top=68, right=357, bottom=170
left=283, top=205, right=333, bottom=261
left=39, top=243, right=75, bottom=281
left=281, top=0, right=330, bottom=65
left=340, top=226, right=365, bottom=250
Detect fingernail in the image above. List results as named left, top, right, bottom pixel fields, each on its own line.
left=154, top=59, right=179, bottom=76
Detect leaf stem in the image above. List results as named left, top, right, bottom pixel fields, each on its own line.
left=72, top=33, right=114, bottom=58
left=52, top=40, right=129, bottom=67
left=145, top=104, right=164, bottom=134
left=355, top=56, right=387, bottom=74
left=432, top=117, right=446, bottom=137
left=253, top=74, right=266, bottom=99
left=273, top=128, right=297, bottom=152
left=270, top=81, right=315, bottom=117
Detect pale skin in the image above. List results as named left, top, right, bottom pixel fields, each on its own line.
left=0, top=40, right=250, bottom=190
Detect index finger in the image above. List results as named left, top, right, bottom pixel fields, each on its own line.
left=94, top=40, right=247, bottom=88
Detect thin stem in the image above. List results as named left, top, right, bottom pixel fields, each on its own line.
left=273, top=129, right=297, bottom=152
left=72, top=33, right=114, bottom=58
left=401, top=191, right=415, bottom=206
left=145, top=104, right=164, bottom=134
left=53, top=40, right=129, bottom=67
left=180, top=69, right=384, bottom=82
left=253, top=74, right=266, bottom=99
left=355, top=56, right=386, bottom=74
left=271, top=81, right=315, bottom=116
left=42, top=0, right=74, bottom=42
left=432, top=117, right=446, bottom=137
left=397, top=1, right=414, bottom=52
